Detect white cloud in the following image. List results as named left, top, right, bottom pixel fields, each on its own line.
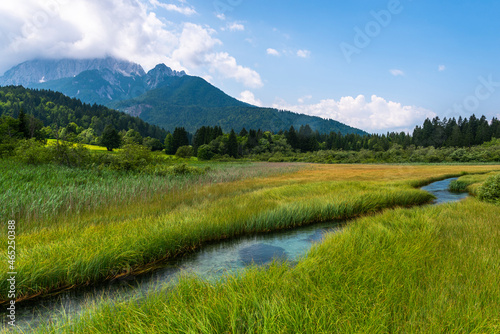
left=0, top=0, right=182, bottom=73
left=238, top=90, right=262, bottom=106
left=266, top=48, right=280, bottom=56
left=390, top=69, right=405, bottom=76
left=297, top=49, right=311, bottom=58
left=149, top=0, right=196, bottom=16
left=438, top=65, right=446, bottom=72
left=216, top=13, right=226, bottom=20
left=205, top=52, right=263, bottom=88
left=273, top=95, right=436, bottom=133
left=172, top=23, right=262, bottom=88
left=172, top=23, right=222, bottom=68
left=227, top=22, right=245, bottom=32
left=0, top=0, right=262, bottom=88
left=298, top=95, right=312, bottom=104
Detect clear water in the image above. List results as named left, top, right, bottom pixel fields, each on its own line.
left=421, top=178, right=469, bottom=204
left=1, top=177, right=465, bottom=330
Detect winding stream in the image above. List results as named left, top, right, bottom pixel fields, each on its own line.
left=2, top=177, right=467, bottom=331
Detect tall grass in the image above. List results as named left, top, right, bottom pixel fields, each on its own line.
left=1, top=164, right=499, bottom=303
left=449, top=172, right=499, bottom=196
left=34, top=198, right=500, bottom=333
left=0, top=180, right=433, bottom=301
left=0, top=160, right=301, bottom=233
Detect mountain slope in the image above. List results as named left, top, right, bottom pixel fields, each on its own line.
left=0, top=58, right=367, bottom=135
left=0, top=58, right=187, bottom=106
left=0, top=86, right=167, bottom=140
left=31, top=69, right=148, bottom=106
left=111, top=77, right=366, bottom=135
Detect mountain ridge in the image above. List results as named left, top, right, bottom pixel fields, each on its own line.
left=0, top=57, right=367, bottom=135
left=0, top=57, right=148, bottom=86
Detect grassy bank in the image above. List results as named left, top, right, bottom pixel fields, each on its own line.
left=36, top=197, right=500, bottom=333
left=1, top=164, right=499, bottom=303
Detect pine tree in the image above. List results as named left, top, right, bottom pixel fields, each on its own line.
left=164, top=133, right=175, bottom=155
left=285, top=126, right=299, bottom=150
left=18, top=109, right=28, bottom=139
left=239, top=128, right=248, bottom=137
left=246, top=129, right=258, bottom=149
left=100, top=125, right=121, bottom=151
left=227, top=129, right=238, bottom=158
left=172, top=127, right=189, bottom=153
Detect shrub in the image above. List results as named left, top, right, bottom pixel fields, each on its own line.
left=14, top=139, right=52, bottom=165
left=175, top=146, right=194, bottom=158
left=169, top=163, right=206, bottom=175
left=478, top=174, right=500, bottom=204
left=143, top=137, right=164, bottom=151
left=197, top=144, right=214, bottom=161
left=113, top=144, right=153, bottom=171
left=47, top=141, right=92, bottom=167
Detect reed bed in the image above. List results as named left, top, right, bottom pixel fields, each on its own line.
left=33, top=198, right=500, bottom=333
left=0, top=160, right=302, bottom=233
left=1, top=164, right=499, bottom=304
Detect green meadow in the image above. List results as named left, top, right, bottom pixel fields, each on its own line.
left=1, top=162, right=500, bottom=333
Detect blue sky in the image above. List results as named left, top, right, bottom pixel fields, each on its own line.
left=1, top=0, right=499, bottom=133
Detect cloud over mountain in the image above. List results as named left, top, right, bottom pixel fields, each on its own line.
left=0, top=0, right=261, bottom=88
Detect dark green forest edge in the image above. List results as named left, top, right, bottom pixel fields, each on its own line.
left=1, top=85, right=500, bottom=168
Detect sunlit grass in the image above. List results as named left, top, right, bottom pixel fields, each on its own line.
left=451, top=171, right=500, bottom=195
left=46, top=139, right=108, bottom=151
left=31, top=197, right=500, bottom=333
left=1, top=164, right=499, bottom=304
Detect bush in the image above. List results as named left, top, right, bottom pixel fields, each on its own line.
left=14, top=139, right=52, bottom=165
left=197, top=144, right=214, bottom=160
left=170, top=163, right=206, bottom=175
left=143, top=137, right=164, bottom=151
left=175, top=146, right=193, bottom=158
left=478, top=174, right=500, bottom=204
left=47, top=141, right=92, bottom=167
left=0, top=140, right=18, bottom=158
left=113, top=144, right=153, bottom=171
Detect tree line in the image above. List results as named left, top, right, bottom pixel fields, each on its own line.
left=162, top=115, right=500, bottom=160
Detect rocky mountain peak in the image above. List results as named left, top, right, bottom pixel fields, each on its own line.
left=145, top=64, right=186, bottom=89
left=0, top=57, right=146, bottom=87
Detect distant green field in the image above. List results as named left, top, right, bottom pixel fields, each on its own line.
left=46, top=139, right=108, bottom=151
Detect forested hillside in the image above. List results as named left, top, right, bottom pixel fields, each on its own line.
left=110, top=75, right=367, bottom=135
left=0, top=86, right=167, bottom=140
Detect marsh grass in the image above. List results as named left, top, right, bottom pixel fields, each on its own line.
left=0, top=160, right=301, bottom=233
left=30, top=198, right=500, bottom=333
left=451, top=172, right=500, bottom=196
left=1, top=164, right=499, bottom=304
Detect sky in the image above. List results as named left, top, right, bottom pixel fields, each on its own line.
left=1, top=0, right=499, bottom=133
